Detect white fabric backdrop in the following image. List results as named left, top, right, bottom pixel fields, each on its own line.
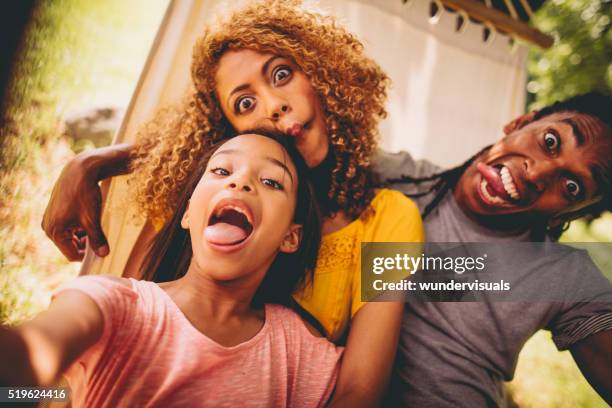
left=317, top=0, right=528, bottom=167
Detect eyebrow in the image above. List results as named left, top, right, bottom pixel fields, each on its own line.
left=562, top=118, right=586, bottom=147
left=229, top=84, right=250, bottom=99
left=266, top=157, right=294, bottom=186
left=210, top=149, right=295, bottom=186
left=262, top=55, right=283, bottom=77
left=590, top=163, right=607, bottom=196
left=228, top=56, right=284, bottom=99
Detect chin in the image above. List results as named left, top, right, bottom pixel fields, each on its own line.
left=209, top=270, right=250, bottom=283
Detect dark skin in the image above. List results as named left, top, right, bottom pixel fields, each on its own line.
left=454, top=111, right=611, bottom=230
left=41, top=143, right=132, bottom=260
left=571, top=331, right=612, bottom=404
left=452, top=110, right=612, bottom=404
left=42, top=110, right=612, bottom=403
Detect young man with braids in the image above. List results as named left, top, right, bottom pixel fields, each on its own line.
left=376, top=92, right=612, bottom=406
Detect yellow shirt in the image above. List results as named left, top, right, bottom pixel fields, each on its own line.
left=293, top=189, right=424, bottom=342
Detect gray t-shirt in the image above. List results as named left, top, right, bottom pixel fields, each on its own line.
left=373, top=150, right=612, bottom=407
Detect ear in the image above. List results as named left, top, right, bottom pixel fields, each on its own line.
left=503, top=111, right=538, bottom=135
left=181, top=201, right=191, bottom=230
left=279, top=224, right=302, bottom=254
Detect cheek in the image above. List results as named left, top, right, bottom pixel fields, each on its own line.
left=533, top=191, right=566, bottom=215
left=229, top=107, right=269, bottom=133
left=263, top=196, right=297, bottom=230
left=289, top=76, right=318, bottom=106
left=187, top=183, right=215, bottom=225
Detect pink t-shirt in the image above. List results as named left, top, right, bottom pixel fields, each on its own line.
left=53, top=276, right=343, bottom=408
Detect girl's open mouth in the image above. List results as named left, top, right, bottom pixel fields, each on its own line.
left=204, top=200, right=254, bottom=252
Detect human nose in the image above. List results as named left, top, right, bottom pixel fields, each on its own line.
left=226, top=172, right=254, bottom=193
left=264, top=91, right=291, bottom=122
left=523, top=158, right=557, bottom=193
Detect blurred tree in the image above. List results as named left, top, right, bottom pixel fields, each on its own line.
left=527, top=0, right=611, bottom=110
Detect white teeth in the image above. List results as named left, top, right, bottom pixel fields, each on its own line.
left=480, top=179, right=507, bottom=205
left=500, top=166, right=520, bottom=200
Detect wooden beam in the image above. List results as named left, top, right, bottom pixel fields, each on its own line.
left=439, top=0, right=554, bottom=49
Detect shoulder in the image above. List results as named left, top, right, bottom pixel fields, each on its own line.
left=267, top=304, right=326, bottom=339
left=370, top=189, right=422, bottom=224
left=372, top=149, right=441, bottom=179
left=97, top=275, right=133, bottom=287
left=53, top=275, right=139, bottom=313
left=372, top=189, right=420, bottom=212
left=55, top=275, right=134, bottom=293
left=364, top=189, right=424, bottom=241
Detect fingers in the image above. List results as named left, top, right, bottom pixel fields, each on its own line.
left=78, top=187, right=110, bottom=258
left=71, top=228, right=88, bottom=257
left=54, top=230, right=85, bottom=262
left=41, top=215, right=81, bottom=261
left=81, top=219, right=109, bottom=257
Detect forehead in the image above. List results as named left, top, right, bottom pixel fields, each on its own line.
left=531, top=111, right=609, bottom=140
left=214, top=134, right=297, bottom=171
left=537, top=110, right=610, bottom=155
left=215, top=49, right=277, bottom=93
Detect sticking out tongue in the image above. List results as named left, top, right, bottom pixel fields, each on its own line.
left=205, top=223, right=248, bottom=245
left=476, top=163, right=506, bottom=198
left=204, top=208, right=253, bottom=245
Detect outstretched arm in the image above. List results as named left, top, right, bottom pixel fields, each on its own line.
left=570, top=330, right=612, bottom=405
left=0, top=291, right=103, bottom=386
left=328, top=301, right=404, bottom=407
left=42, top=143, right=134, bottom=261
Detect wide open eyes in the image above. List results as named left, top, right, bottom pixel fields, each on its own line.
left=544, top=131, right=559, bottom=151
left=235, top=96, right=256, bottom=114
left=564, top=179, right=581, bottom=199
left=273, top=66, right=292, bottom=84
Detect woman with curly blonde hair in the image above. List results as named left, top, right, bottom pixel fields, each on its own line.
left=43, top=1, right=423, bottom=405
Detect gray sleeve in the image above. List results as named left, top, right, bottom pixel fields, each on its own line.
left=371, top=150, right=444, bottom=198
left=546, top=250, right=612, bottom=350
left=372, top=150, right=442, bottom=182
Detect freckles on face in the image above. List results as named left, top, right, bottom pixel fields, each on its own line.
left=214, top=49, right=329, bottom=167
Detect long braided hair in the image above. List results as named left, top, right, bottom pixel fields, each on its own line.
left=386, top=146, right=490, bottom=220
left=385, top=146, right=568, bottom=241
left=386, top=93, right=612, bottom=242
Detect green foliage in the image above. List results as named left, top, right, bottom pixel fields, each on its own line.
left=527, top=0, right=611, bottom=110
left=0, top=0, right=168, bottom=325
left=509, top=331, right=609, bottom=408
left=2, top=0, right=168, bottom=175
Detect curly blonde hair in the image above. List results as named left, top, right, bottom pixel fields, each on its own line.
left=131, top=0, right=389, bottom=224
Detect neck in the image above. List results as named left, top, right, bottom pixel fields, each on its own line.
left=162, top=262, right=265, bottom=323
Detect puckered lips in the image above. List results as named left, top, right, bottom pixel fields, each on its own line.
left=286, top=120, right=311, bottom=139
left=204, top=198, right=255, bottom=253
left=476, top=162, right=524, bottom=207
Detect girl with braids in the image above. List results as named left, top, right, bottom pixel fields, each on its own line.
left=43, top=1, right=423, bottom=405
left=376, top=92, right=612, bottom=407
